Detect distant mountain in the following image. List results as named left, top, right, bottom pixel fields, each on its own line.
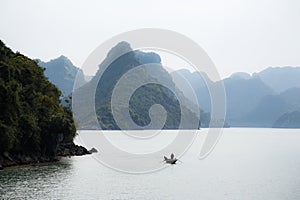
left=223, top=75, right=275, bottom=126
left=273, top=111, right=300, bottom=128
left=173, top=69, right=212, bottom=113
left=243, top=94, right=288, bottom=127
left=38, top=56, right=86, bottom=96
left=229, top=72, right=251, bottom=80
left=256, top=67, right=300, bottom=93
left=174, top=70, right=274, bottom=126
left=40, top=52, right=300, bottom=129
left=73, top=42, right=205, bottom=130
left=280, top=87, right=300, bottom=111
left=177, top=67, right=300, bottom=128
left=244, top=87, right=300, bottom=127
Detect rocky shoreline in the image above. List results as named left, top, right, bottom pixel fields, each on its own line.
left=0, top=143, right=95, bottom=170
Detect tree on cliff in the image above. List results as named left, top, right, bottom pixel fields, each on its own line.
left=0, top=40, right=76, bottom=157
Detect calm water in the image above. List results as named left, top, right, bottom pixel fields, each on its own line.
left=1, top=128, right=300, bottom=200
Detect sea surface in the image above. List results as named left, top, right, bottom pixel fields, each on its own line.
left=1, top=128, right=300, bottom=200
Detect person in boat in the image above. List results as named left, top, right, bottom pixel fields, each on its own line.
left=164, top=153, right=177, bottom=164
left=170, top=153, right=174, bottom=159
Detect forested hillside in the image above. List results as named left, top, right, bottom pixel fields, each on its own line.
left=0, top=40, right=76, bottom=158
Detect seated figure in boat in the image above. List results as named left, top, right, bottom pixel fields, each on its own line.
left=164, top=153, right=177, bottom=164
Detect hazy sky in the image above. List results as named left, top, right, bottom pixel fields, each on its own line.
left=1, top=0, right=299, bottom=78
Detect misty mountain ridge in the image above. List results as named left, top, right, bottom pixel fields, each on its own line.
left=72, top=41, right=206, bottom=130
left=39, top=46, right=300, bottom=128
left=255, top=66, right=300, bottom=94
left=38, top=55, right=86, bottom=96
left=174, top=66, right=300, bottom=128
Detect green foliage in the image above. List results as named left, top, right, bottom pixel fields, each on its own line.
left=129, top=83, right=181, bottom=129
left=0, top=40, right=76, bottom=155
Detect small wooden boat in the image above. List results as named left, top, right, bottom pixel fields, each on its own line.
left=163, top=153, right=178, bottom=164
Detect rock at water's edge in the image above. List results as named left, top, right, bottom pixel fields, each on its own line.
left=56, top=142, right=91, bottom=156
left=0, top=142, right=92, bottom=170
left=88, top=148, right=98, bottom=154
